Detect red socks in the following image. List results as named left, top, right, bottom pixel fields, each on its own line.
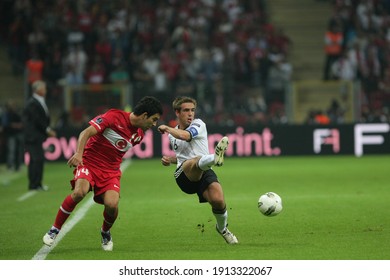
left=51, top=194, right=118, bottom=233
left=102, top=209, right=118, bottom=232
left=53, top=195, right=78, bottom=229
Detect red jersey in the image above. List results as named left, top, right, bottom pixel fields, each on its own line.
left=84, top=109, right=144, bottom=171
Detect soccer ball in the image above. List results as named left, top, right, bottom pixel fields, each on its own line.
left=258, top=192, right=283, bottom=216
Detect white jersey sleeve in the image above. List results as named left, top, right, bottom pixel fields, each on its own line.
left=169, top=118, right=210, bottom=167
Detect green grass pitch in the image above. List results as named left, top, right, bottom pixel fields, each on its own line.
left=0, top=155, right=389, bottom=260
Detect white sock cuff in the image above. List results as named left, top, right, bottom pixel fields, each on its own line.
left=214, top=210, right=228, bottom=233
left=198, top=154, right=215, bottom=171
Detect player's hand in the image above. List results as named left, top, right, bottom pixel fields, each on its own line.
left=158, top=125, right=168, bottom=134
left=67, top=152, right=83, bottom=168
left=161, top=156, right=171, bottom=166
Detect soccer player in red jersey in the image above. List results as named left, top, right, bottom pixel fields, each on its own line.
left=42, top=96, right=163, bottom=251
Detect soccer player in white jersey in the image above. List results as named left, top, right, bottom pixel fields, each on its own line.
left=158, top=96, right=238, bottom=244
left=42, top=96, right=163, bottom=251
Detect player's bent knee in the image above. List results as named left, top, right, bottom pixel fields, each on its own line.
left=210, top=198, right=225, bottom=209
left=103, top=190, right=120, bottom=209
left=71, top=189, right=88, bottom=202
left=104, top=200, right=119, bottom=210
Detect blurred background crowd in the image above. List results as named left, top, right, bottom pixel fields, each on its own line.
left=2, top=0, right=289, bottom=128
left=1, top=0, right=390, bottom=130
left=323, top=0, right=390, bottom=123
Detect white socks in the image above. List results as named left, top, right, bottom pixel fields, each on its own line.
left=213, top=210, right=228, bottom=233
left=198, top=154, right=215, bottom=171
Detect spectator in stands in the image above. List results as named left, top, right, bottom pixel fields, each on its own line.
left=269, top=27, right=292, bottom=56
left=109, top=63, right=129, bottom=84
left=197, top=48, right=223, bottom=102
left=330, top=50, right=356, bottom=80
left=171, top=19, right=194, bottom=48
left=232, top=42, right=251, bottom=83
left=323, top=21, right=344, bottom=80
left=174, top=67, right=196, bottom=98
left=7, top=16, right=28, bottom=76
left=327, top=99, right=345, bottom=124
left=66, top=20, right=85, bottom=47
left=180, top=49, right=200, bottom=81
left=63, top=44, right=87, bottom=85
left=247, top=28, right=268, bottom=87
left=142, top=48, right=160, bottom=79
left=268, top=44, right=284, bottom=65
left=265, top=55, right=292, bottom=107
left=347, top=41, right=368, bottom=81
left=356, top=0, right=375, bottom=32
left=246, top=91, right=267, bottom=125
left=85, top=56, right=106, bottom=84
left=77, top=4, right=94, bottom=51
left=313, top=110, right=331, bottom=125
left=161, top=49, right=181, bottom=83
left=133, top=55, right=153, bottom=85
left=44, top=42, right=63, bottom=84
left=27, top=23, right=46, bottom=60
left=153, top=63, right=169, bottom=103
left=135, top=14, right=154, bottom=47
left=64, top=64, right=84, bottom=86
left=95, top=35, right=112, bottom=72
left=222, top=0, right=242, bottom=23
left=362, top=41, right=382, bottom=94
left=305, top=109, right=330, bottom=125
left=26, top=51, right=44, bottom=91
left=132, top=54, right=154, bottom=102
left=371, top=108, right=389, bottom=123
left=111, top=48, right=125, bottom=70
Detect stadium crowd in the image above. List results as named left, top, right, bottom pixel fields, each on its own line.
left=1, top=0, right=292, bottom=127
left=323, top=0, right=390, bottom=123
left=1, top=0, right=389, bottom=127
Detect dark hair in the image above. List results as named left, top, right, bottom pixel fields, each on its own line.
left=133, top=96, right=163, bottom=117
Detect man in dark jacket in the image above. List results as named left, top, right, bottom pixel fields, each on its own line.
left=23, top=80, right=56, bottom=191
left=2, top=99, right=24, bottom=171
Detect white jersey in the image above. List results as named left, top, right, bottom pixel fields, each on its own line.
left=168, top=118, right=209, bottom=167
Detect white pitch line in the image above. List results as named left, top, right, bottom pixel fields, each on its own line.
left=3, top=170, right=35, bottom=202
left=31, top=159, right=132, bottom=260
left=32, top=197, right=95, bottom=260
left=17, top=190, right=38, bottom=202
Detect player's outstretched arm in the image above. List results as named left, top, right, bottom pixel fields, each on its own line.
left=158, top=124, right=191, bottom=141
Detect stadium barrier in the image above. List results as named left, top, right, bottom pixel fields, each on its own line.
left=17, top=123, right=389, bottom=163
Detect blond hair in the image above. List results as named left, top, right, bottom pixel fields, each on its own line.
left=172, top=96, right=197, bottom=112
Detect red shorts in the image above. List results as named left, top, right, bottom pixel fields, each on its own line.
left=70, top=164, right=121, bottom=204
